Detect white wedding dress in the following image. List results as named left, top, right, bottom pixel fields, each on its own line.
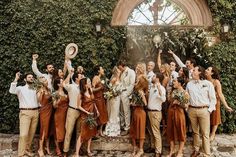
left=104, top=81, right=122, bottom=137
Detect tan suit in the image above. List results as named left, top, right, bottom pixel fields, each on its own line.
left=120, top=67, right=135, bottom=131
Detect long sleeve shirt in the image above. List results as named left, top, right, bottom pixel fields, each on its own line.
left=9, top=83, right=39, bottom=108
left=64, top=83, right=80, bottom=108
left=32, top=60, right=52, bottom=90
left=186, top=80, right=217, bottom=113
left=148, top=84, right=166, bottom=111
left=120, top=67, right=136, bottom=95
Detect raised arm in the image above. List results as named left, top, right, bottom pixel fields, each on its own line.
left=32, top=54, right=44, bottom=77
left=215, top=80, right=233, bottom=112
left=157, top=49, right=162, bottom=71
left=168, top=49, right=186, bottom=68
left=63, top=68, right=74, bottom=86
left=9, top=72, right=20, bottom=94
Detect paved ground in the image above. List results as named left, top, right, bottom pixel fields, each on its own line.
left=0, top=134, right=236, bottom=157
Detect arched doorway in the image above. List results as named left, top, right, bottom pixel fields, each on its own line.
left=111, top=0, right=212, bottom=26
left=111, top=0, right=213, bottom=66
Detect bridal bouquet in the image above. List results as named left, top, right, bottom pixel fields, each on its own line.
left=104, top=86, right=122, bottom=100
left=84, top=115, right=98, bottom=129
left=129, top=91, right=145, bottom=106
left=172, top=89, right=189, bottom=108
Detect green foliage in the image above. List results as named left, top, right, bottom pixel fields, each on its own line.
left=201, top=41, right=236, bottom=133
left=0, top=0, right=125, bottom=133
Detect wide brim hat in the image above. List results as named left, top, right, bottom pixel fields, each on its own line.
left=65, top=43, right=78, bottom=59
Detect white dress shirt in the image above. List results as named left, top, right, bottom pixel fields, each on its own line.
left=9, top=83, right=39, bottom=108
left=147, top=71, right=155, bottom=84
left=32, top=61, right=52, bottom=90
left=64, top=83, right=80, bottom=108
left=186, top=80, right=216, bottom=112
left=148, top=84, right=166, bottom=111
left=120, top=67, right=136, bottom=95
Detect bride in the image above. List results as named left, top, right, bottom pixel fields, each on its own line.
left=104, top=66, right=122, bottom=137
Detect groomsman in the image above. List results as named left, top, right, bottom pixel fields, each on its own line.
left=63, top=70, right=83, bottom=157
left=118, top=60, right=136, bottom=135
left=186, top=66, right=216, bottom=157
left=168, top=50, right=196, bottom=79
left=9, top=72, right=39, bottom=157
left=32, top=54, right=54, bottom=90
left=147, top=61, right=156, bottom=88
left=147, top=73, right=166, bottom=157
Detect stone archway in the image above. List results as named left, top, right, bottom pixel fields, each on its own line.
left=111, top=0, right=212, bottom=26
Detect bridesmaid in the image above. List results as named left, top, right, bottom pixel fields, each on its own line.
left=205, top=66, right=233, bottom=141
left=130, top=75, right=148, bottom=157
left=74, top=78, right=99, bottom=157
left=52, top=78, right=69, bottom=156
left=166, top=77, right=189, bottom=157
left=37, top=77, right=53, bottom=157
left=92, top=65, right=108, bottom=136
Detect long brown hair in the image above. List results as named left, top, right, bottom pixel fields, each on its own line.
left=80, top=78, right=92, bottom=98
left=135, top=75, right=149, bottom=94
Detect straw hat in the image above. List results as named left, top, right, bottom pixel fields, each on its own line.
left=65, top=43, right=78, bottom=59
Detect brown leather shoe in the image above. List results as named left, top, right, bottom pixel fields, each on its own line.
left=155, top=153, right=161, bottom=157
left=190, top=150, right=200, bottom=157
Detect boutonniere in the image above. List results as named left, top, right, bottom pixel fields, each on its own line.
left=125, top=71, right=128, bottom=77
left=202, top=84, right=207, bottom=88
left=154, top=89, right=157, bottom=93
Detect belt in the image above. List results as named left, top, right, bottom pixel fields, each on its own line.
left=147, top=109, right=161, bottom=112
left=189, top=105, right=208, bottom=109
left=69, top=106, right=80, bottom=111
left=20, top=107, right=39, bottom=110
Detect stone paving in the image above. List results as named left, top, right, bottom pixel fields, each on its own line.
left=0, top=133, right=236, bottom=157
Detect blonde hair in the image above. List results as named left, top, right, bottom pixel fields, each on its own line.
left=160, top=63, right=171, bottom=78
left=136, top=62, right=147, bottom=76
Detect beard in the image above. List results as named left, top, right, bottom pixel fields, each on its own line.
left=26, top=81, right=33, bottom=84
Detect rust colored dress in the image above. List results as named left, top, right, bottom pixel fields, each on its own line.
left=93, top=82, right=108, bottom=125
left=167, top=102, right=186, bottom=142
left=54, top=96, right=69, bottom=142
left=80, top=95, right=97, bottom=142
left=211, top=80, right=221, bottom=126
left=130, top=106, right=146, bottom=140
left=39, top=92, right=53, bottom=140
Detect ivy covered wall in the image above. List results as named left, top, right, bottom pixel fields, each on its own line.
left=0, top=0, right=125, bottom=133
left=0, top=0, right=235, bottom=133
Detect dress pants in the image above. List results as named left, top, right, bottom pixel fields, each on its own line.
left=120, top=92, right=131, bottom=131
left=63, top=107, right=80, bottom=153
left=18, top=110, right=39, bottom=156
left=188, top=107, right=211, bottom=157
left=148, top=111, right=162, bottom=154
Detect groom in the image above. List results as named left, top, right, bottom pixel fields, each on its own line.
left=118, top=60, right=136, bottom=135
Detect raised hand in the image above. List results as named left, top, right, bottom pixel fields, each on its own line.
left=168, top=49, right=174, bottom=55
left=14, top=72, right=21, bottom=82
left=32, top=54, right=39, bottom=60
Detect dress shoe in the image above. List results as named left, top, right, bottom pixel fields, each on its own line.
left=190, top=150, right=200, bottom=157
left=25, top=151, right=34, bottom=157
left=145, top=148, right=155, bottom=153
left=155, top=153, right=161, bottom=157
left=120, top=130, right=129, bottom=136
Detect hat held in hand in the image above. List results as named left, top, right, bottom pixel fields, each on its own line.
left=65, top=43, right=78, bottom=59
